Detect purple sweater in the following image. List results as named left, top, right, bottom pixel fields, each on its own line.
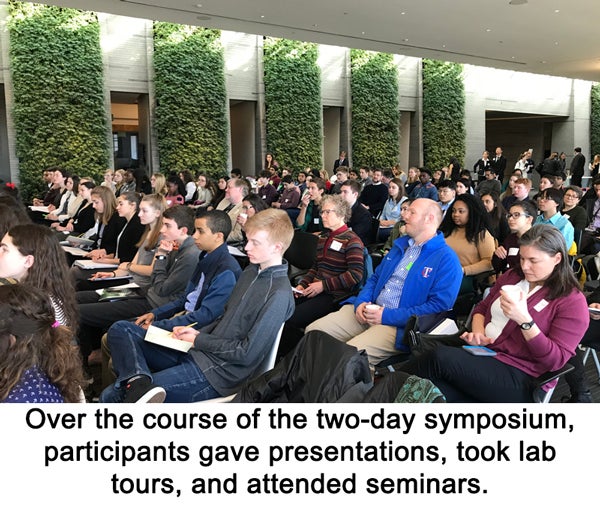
left=473, top=269, right=588, bottom=377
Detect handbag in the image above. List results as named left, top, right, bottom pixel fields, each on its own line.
left=403, top=312, right=464, bottom=358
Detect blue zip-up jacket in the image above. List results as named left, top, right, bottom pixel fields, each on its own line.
left=347, top=232, right=462, bottom=351
left=150, top=242, right=242, bottom=331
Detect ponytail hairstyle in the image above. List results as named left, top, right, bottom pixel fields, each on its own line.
left=0, top=284, right=87, bottom=402
left=137, top=193, right=166, bottom=251
left=91, top=185, right=117, bottom=225
left=118, top=191, right=142, bottom=219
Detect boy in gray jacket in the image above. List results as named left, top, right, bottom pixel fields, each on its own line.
left=100, top=209, right=295, bottom=403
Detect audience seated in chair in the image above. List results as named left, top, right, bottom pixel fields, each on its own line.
left=0, top=284, right=86, bottom=403
left=76, top=205, right=200, bottom=366
left=100, top=208, right=295, bottom=403
left=64, top=185, right=125, bottom=267
left=305, top=198, right=462, bottom=366
left=492, top=200, right=536, bottom=274
left=72, top=191, right=147, bottom=290
left=535, top=187, right=575, bottom=251
left=0, top=224, right=78, bottom=329
left=440, top=193, right=496, bottom=295
left=400, top=225, right=588, bottom=402
left=278, top=194, right=365, bottom=359
left=377, top=178, right=408, bottom=242
left=215, top=177, right=249, bottom=244
left=52, top=180, right=96, bottom=235
left=101, top=209, right=242, bottom=386
left=339, top=179, right=373, bottom=245
left=296, top=177, right=325, bottom=233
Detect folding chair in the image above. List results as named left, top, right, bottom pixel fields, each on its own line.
left=531, top=364, right=574, bottom=403
left=196, top=324, right=285, bottom=403
left=284, top=230, right=318, bottom=284
left=582, top=345, right=600, bottom=384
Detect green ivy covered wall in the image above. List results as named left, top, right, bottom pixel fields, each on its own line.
left=422, top=59, right=466, bottom=172
left=263, top=38, right=322, bottom=172
left=153, top=23, right=228, bottom=176
left=591, top=84, right=600, bottom=158
left=350, top=50, right=400, bottom=169
left=8, top=1, right=110, bottom=201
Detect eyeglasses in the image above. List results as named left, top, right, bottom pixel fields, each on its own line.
left=506, top=212, right=531, bottom=219
left=320, top=209, right=337, bottom=215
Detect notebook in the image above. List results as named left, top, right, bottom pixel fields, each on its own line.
left=144, top=325, right=193, bottom=352
left=73, top=260, right=118, bottom=270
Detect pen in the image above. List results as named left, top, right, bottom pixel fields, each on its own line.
left=184, top=322, right=197, bottom=328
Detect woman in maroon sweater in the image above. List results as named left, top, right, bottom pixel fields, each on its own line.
left=404, top=224, right=588, bottom=402
left=277, top=194, right=365, bottom=358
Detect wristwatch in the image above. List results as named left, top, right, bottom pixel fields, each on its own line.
left=156, top=255, right=167, bottom=261
left=520, top=320, right=535, bottom=330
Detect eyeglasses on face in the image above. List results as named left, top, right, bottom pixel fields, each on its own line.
left=320, top=209, right=337, bottom=215
left=506, top=212, right=531, bottom=219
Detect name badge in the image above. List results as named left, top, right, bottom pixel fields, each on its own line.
left=285, top=198, right=289, bottom=202
left=534, top=299, right=549, bottom=312
left=314, top=218, right=320, bottom=224
left=563, top=213, right=570, bottom=219
left=330, top=240, right=343, bottom=252
left=508, top=247, right=519, bottom=256
left=262, top=195, right=266, bottom=199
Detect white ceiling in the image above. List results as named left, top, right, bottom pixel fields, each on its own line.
left=41, top=0, right=600, bottom=81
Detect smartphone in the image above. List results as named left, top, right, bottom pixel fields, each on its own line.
left=462, top=345, right=497, bottom=356
left=589, top=307, right=600, bottom=314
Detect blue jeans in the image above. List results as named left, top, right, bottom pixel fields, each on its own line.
left=100, top=320, right=219, bottom=403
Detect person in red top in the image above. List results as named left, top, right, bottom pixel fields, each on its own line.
left=278, top=194, right=364, bottom=358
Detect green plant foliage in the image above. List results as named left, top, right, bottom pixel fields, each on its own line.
left=422, top=59, right=466, bottom=172
left=350, top=50, right=400, bottom=168
left=263, top=38, right=322, bottom=173
left=591, top=84, right=600, bottom=158
left=153, top=22, right=228, bottom=177
left=8, top=2, right=110, bottom=202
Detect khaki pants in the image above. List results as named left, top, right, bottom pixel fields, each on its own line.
left=305, top=304, right=401, bottom=365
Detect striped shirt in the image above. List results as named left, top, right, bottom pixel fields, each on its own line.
left=298, top=225, right=364, bottom=300
left=376, top=239, right=423, bottom=309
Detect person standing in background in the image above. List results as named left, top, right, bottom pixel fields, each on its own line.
left=570, top=147, right=586, bottom=187
left=333, top=150, right=348, bottom=173
left=491, top=147, right=507, bottom=183
left=473, top=150, right=491, bottom=184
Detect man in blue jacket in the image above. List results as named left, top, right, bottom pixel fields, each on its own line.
left=306, top=198, right=462, bottom=365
